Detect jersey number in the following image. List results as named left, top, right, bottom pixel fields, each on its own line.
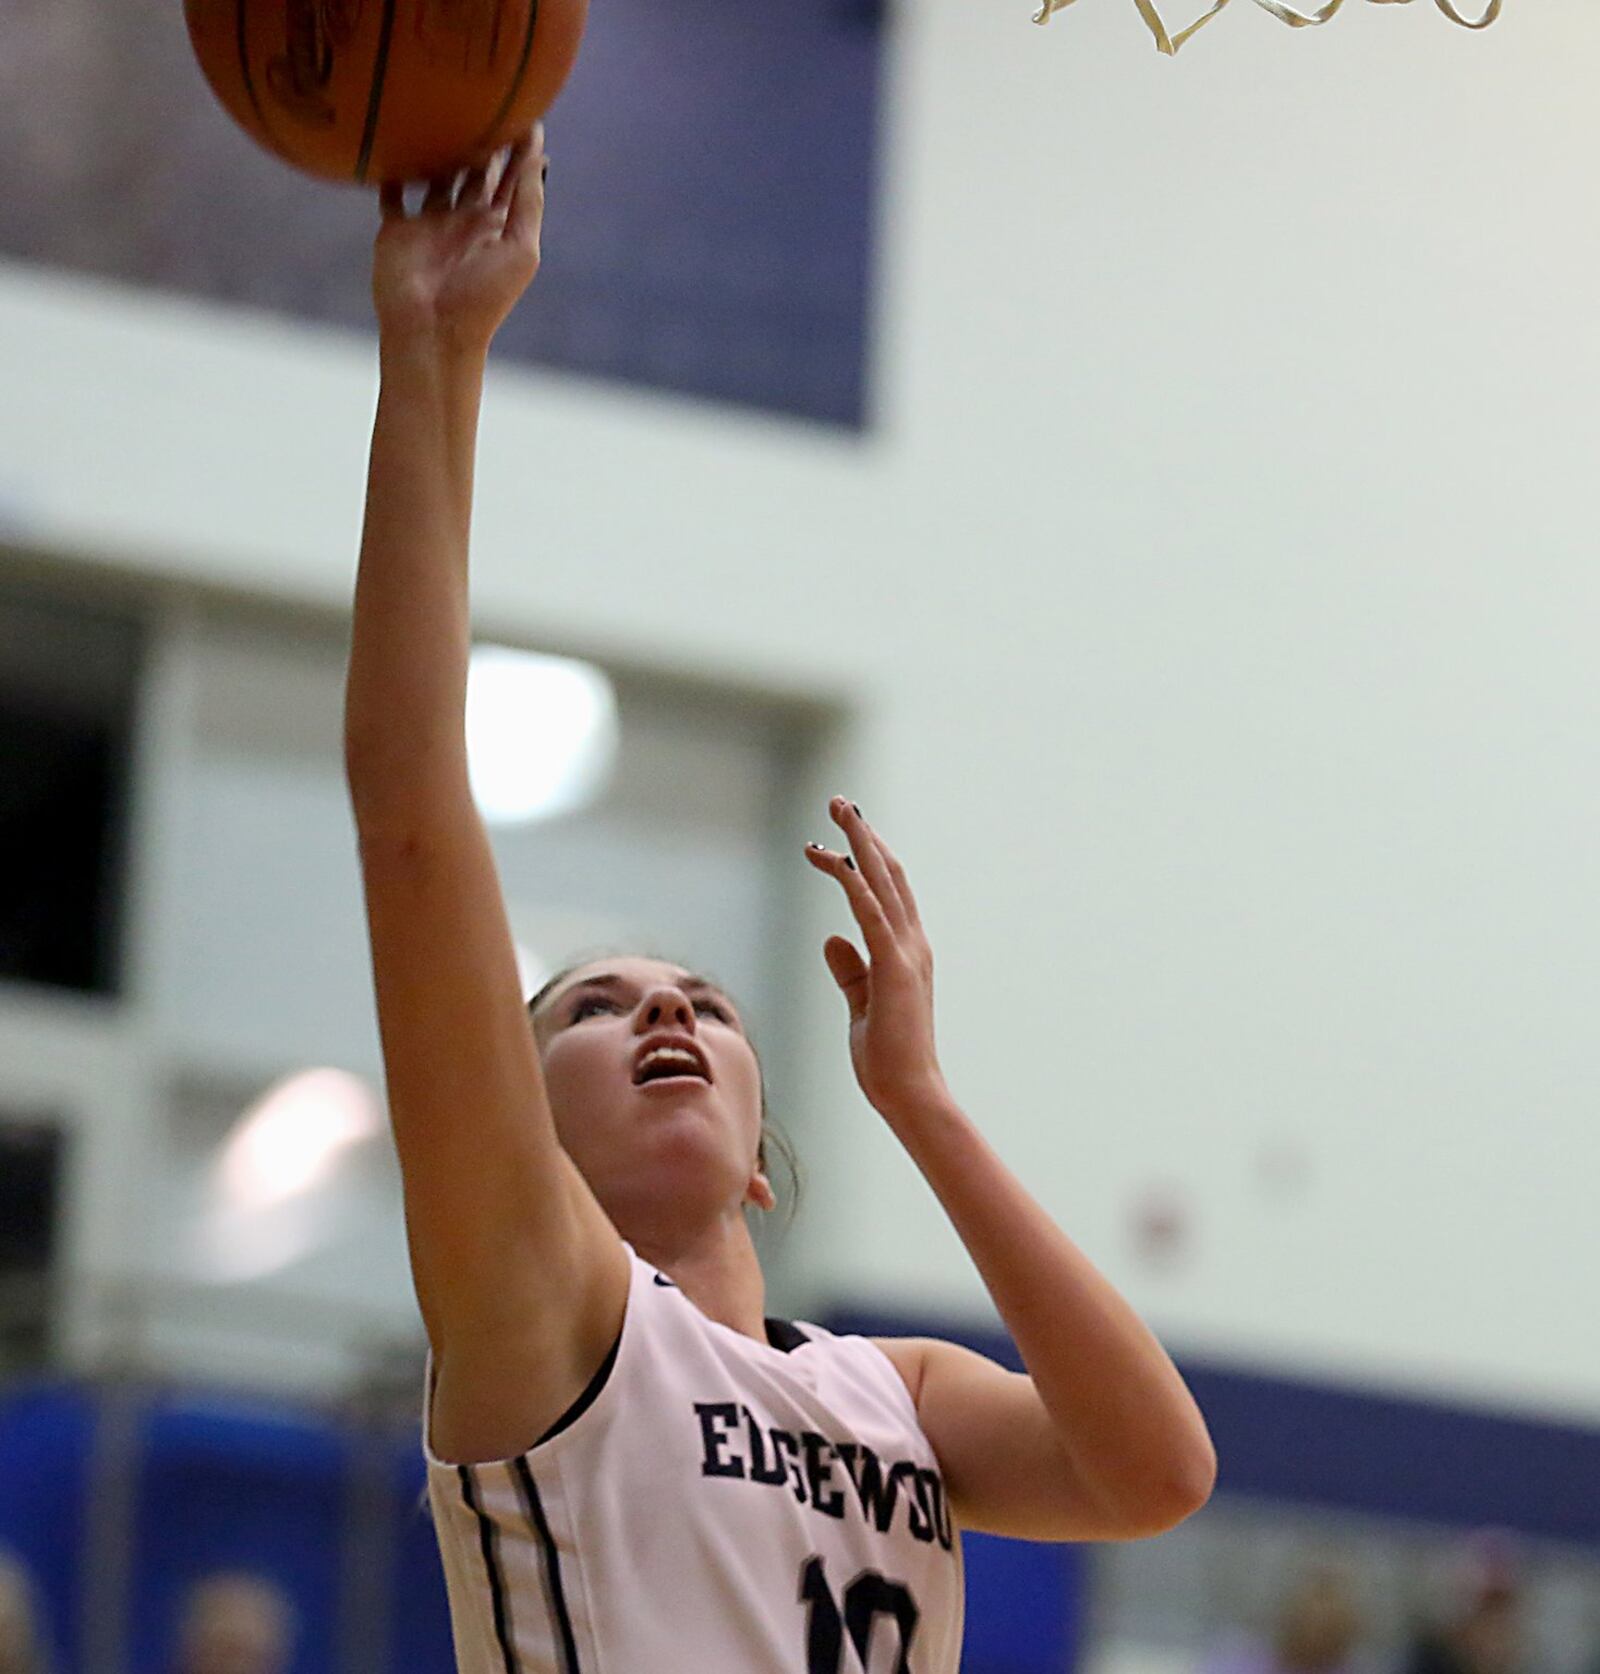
left=798, top=1554, right=920, bottom=1673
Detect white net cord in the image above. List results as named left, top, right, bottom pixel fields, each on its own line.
left=1031, top=0, right=1504, bottom=51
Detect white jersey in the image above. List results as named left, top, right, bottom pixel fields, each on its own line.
left=424, top=1242, right=964, bottom=1673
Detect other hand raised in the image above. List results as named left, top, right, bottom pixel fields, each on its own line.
left=805, top=797, right=949, bottom=1124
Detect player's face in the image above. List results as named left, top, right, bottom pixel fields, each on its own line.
left=531, top=957, right=770, bottom=1227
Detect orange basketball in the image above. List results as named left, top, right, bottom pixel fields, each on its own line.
left=185, top=0, right=587, bottom=185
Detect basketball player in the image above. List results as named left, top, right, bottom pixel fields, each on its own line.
left=347, top=126, right=1216, bottom=1673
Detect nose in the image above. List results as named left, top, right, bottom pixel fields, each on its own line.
left=634, top=985, right=696, bottom=1031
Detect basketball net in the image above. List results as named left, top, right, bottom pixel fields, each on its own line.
left=1032, top=0, right=1503, bottom=51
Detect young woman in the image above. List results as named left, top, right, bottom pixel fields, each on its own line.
left=345, top=126, right=1216, bottom=1674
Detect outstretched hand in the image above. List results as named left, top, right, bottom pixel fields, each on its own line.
left=806, top=797, right=949, bottom=1122
left=373, top=125, right=548, bottom=353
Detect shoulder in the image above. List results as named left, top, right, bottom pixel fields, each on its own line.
left=427, top=1236, right=636, bottom=1465
left=866, top=1332, right=1024, bottom=1397
left=867, top=1334, right=933, bottom=1406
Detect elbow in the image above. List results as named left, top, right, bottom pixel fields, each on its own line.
left=1167, top=1438, right=1218, bottom=1523
left=343, top=725, right=392, bottom=808
left=1109, top=1441, right=1217, bottom=1541
left=342, top=722, right=372, bottom=787
left=1145, top=1437, right=1217, bottom=1535
left=344, top=730, right=471, bottom=831
left=343, top=722, right=413, bottom=798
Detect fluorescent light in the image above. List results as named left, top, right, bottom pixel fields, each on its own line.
left=217, top=1068, right=383, bottom=1208
left=193, top=1069, right=385, bottom=1282
left=466, top=646, right=618, bottom=827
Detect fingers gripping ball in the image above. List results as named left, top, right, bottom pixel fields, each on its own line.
left=185, top=0, right=587, bottom=184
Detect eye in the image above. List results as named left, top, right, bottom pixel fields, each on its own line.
left=569, top=993, right=619, bottom=1022
left=694, top=997, right=734, bottom=1023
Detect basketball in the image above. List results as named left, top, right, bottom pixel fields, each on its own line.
left=184, top=0, right=588, bottom=185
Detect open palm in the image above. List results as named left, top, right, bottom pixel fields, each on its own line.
left=805, top=798, right=949, bottom=1123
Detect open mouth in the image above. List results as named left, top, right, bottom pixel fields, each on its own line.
left=632, top=1044, right=711, bottom=1086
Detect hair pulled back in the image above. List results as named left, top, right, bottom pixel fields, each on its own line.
left=526, top=956, right=802, bottom=1226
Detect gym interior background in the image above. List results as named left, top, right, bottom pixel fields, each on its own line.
left=1, top=2, right=1597, bottom=1671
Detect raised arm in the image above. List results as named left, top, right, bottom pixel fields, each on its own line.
left=346, top=133, right=628, bottom=1460
left=807, top=801, right=1216, bottom=1539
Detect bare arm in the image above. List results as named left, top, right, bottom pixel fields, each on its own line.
left=809, top=800, right=1216, bottom=1538
left=869, top=1093, right=1216, bottom=1539
left=344, top=332, right=479, bottom=803
left=873, top=1336, right=1200, bottom=1542
left=346, top=137, right=537, bottom=790
left=346, top=136, right=627, bottom=1443
left=869, top=1125, right=1216, bottom=1543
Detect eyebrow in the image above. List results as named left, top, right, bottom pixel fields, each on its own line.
left=555, top=972, right=734, bottom=1008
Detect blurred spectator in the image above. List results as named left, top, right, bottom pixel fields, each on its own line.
left=1403, top=1534, right=1523, bottom=1674
left=171, top=1573, right=295, bottom=1674
left=0, top=1549, right=52, bottom=1674
left=1202, top=1565, right=1370, bottom=1674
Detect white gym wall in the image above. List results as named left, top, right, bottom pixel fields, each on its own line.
left=1, top=3, right=1596, bottom=1420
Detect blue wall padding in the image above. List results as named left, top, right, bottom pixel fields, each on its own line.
left=0, top=1381, right=95, bottom=1673
left=1177, top=1357, right=1600, bottom=1545
left=824, top=1305, right=1600, bottom=1549
left=960, top=1526, right=1085, bottom=1674
left=387, top=1449, right=455, bottom=1674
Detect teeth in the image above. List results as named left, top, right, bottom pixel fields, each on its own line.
left=636, top=1047, right=705, bottom=1083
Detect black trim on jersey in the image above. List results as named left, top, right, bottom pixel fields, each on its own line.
left=458, top=1465, right=519, bottom=1674
left=765, top=1317, right=812, bottom=1353
left=534, top=1330, right=621, bottom=1448
left=653, top=1258, right=805, bottom=1351
left=512, top=1457, right=582, bottom=1674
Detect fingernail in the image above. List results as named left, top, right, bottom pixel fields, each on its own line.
left=851, top=803, right=862, bottom=816
left=541, top=162, right=549, bottom=183
left=806, top=842, right=824, bottom=851
left=844, top=857, right=857, bottom=871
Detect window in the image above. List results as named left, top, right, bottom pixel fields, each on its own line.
left=0, top=575, right=142, bottom=995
